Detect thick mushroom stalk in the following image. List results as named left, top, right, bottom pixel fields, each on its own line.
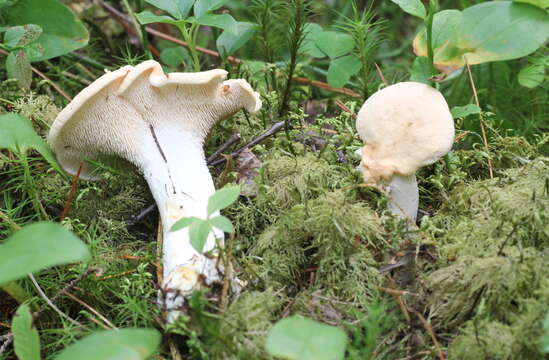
left=48, top=61, right=261, bottom=319
left=355, top=82, right=454, bottom=224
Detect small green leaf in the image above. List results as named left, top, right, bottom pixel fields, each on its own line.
left=390, top=0, right=426, bottom=19
left=4, top=24, right=42, bottom=48
left=0, top=222, right=89, bottom=284
left=518, top=63, right=545, bottom=88
left=209, top=215, right=234, bottom=233
left=301, top=23, right=325, bottom=58
left=0, top=113, right=60, bottom=170
left=191, top=13, right=237, bottom=33
left=136, top=10, right=178, bottom=25
left=54, top=328, right=160, bottom=360
left=216, top=21, right=257, bottom=57
left=206, top=185, right=240, bottom=216
left=266, top=316, right=347, bottom=360
left=513, top=0, right=549, bottom=9
left=12, top=303, right=40, bottom=360
left=24, top=42, right=45, bottom=59
left=170, top=216, right=201, bottom=232
left=189, top=220, right=212, bottom=253
left=313, top=31, right=355, bottom=59
left=6, top=50, right=32, bottom=89
left=409, top=56, right=433, bottom=84
left=327, top=54, right=361, bottom=88
left=450, top=104, right=481, bottom=119
left=144, top=0, right=195, bottom=19
left=160, top=46, right=189, bottom=68
left=193, top=0, right=228, bottom=18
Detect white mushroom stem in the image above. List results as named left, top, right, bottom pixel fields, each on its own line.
left=387, top=174, right=418, bottom=223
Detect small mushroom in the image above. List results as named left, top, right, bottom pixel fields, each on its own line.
left=48, top=60, right=261, bottom=319
left=355, top=82, right=454, bottom=223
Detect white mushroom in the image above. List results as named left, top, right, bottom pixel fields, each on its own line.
left=48, top=60, right=261, bottom=319
left=355, top=82, right=454, bottom=223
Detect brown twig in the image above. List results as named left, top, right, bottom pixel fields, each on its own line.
left=406, top=306, right=446, bottom=360
left=294, top=76, right=360, bottom=97
left=335, top=99, right=356, bottom=118
left=465, top=61, right=493, bottom=179
left=62, top=290, right=117, bottom=330
left=379, top=287, right=418, bottom=297
left=62, top=71, right=92, bottom=85
left=60, top=162, right=83, bottom=221
left=374, top=62, right=388, bottom=86
left=206, top=133, right=241, bottom=164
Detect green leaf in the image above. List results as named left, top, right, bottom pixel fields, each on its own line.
left=189, top=220, right=212, bottom=253
left=518, top=63, right=545, bottom=88
left=216, top=21, right=257, bottom=57
left=0, top=222, right=89, bottom=284
left=144, top=0, right=195, bottom=19
left=160, top=46, right=189, bottom=68
left=265, top=316, right=347, bottom=360
left=450, top=104, right=481, bottom=119
left=313, top=31, right=355, bottom=59
left=390, top=0, right=426, bottom=19
left=170, top=216, right=201, bottom=232
left=301, top=23, right=325, bottom=58
left=4, top=0, right=89, bottom=62
left=4, top=24, right=42, bottom=48
left=209, top=215, right=234, bottom=233
left=543, top=311, right=549, bottom=353
left=327, top=54, right=361, bottom=88
left=409, top=56, right=433, bottom=84
left=23, top=42, right=45, bottom=59
left=193, top=0, right=228, bottom=18
left=206, top=185, right=240, bottom=216
left=12, top=303, right=40, bottom=360
left=513, top=0, right=549, bottom=9
left=0, top=113, right=60, bottom=170
left=191, top=13, right=237, bottom=33
left=54, top=328, right=160, bottom=360
left=136, top=10, right=178, bottom=25
left=6, top=50, right=32, bottom=89
left=414, top=2, right=549, bottom=72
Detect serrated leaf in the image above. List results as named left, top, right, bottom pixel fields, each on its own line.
left=170, top=216, right=201, bottom=232
left=216, top=21, right=256, bottom=57
left=0, top=113, right=60, bottom=170
left=191, top=13, right=237, bottom=33
left=145, top=0, right=195, bottom=19
left=0, top=222, right=89, bottom=284
left=390, top=0, right=426, bottom=19
left=313, top=31, right=355, bottom=59
left=12, top=303, right=40, bottom=360
left=5, top=0, right=89, bottom=62
left=207, top=185, right=240, bottom=216
left=54, top=328, right=160, bottom=360
left=301, top=23, right=325, bottom=58
left=189, top=220, right=212, bottom=253
left=4, top=24, right=42, bottom=48
left=193, top=0, right=228, bottom=18
left=517, top=63, right=545, bottom=88
left=6, top=50, right=32, bottom=89
left=266, top=316, right=347, bottom=360
left=136, top=10, right=178, bottom=25
left=450, top=104, right=481, bottom=119
left=327, top=54, right=361, bottom=88
left=209, top=215, right=234, bottom=233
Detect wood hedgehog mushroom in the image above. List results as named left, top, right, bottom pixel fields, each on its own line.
left=355, top=82, right=454, bottom=223
left=48, top=60, right=261, bottom=320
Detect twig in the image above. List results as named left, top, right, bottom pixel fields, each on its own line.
left=62, top=71, right=92, bottom=85
left=294, top=76, right=360, bottom=97
left=60, top=162, right=83, bottom=221
left=28, top=274, right=85, bottom=329
left=209, top=121, right=285, bottom=167
left=374, top=62, right=388, bottom=86
left=62, top=290, right=117, bottom=330
left=127, top=203, right=157, bottom=225
left=379, top=287, right=417, bottom=297
left=0, top=333, right=13, bottom=356
left=335, top=99, right=356, bottom=118
left=406, top=306, right=446, bottom=360
left=465, top=61, right=493, bottom=179
left=206, top=133, right=241, bottom=164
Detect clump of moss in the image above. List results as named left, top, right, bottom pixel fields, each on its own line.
left=421, top=159, right=549, bottom=358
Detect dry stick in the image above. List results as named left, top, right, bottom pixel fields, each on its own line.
left=0, top=49, right=72, bottom=101
left=406, top=306, right=446, bottom=360
left=374, top=62, right=388, bottom=86
left=465, top=61, right=493, bottom=179
left=60, top=162, right=83, bottom=222
left=62, top=291, right=117, bottom=330
left=62, top=71, right=92, bottom=85
left=98, top=0, right=358, bottom=97
left=335, top=99, right=356, bottom=118
left=206, top=133, right=241, bottom=164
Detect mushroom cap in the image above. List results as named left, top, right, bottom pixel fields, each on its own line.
left=355, top=82, right=454, bottom=184
left=48, top=60, right=261, bottom=179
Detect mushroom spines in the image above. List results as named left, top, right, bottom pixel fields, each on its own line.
left=220, top=79, right=262, bottom=114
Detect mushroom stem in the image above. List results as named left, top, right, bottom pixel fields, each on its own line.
left=387, top=174, right=419, bottom=223
left=140, top=124, right=223, bottom=314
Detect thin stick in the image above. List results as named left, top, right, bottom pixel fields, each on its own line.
left=335, top=99, right=356, bottom=118
left=60, top=162, right=83, bottom=221
left=62, top=290, right=117, bottom=330
left=293, top=76, right=360, bottom=97
left=379, top=287, right=417, bottom=297
left=206, top=133, right=241, bottom=164
left=374, top=62, right=388, bottom=86
left=28, top=274, right=84, bottom=329
left=0, top=334, right=13, bottom=356
left=406, top=306, right=445, bottom=360
left=209, top=121, right=285, bottom=167
left=62, top=71, right=92, bottom=85
left=465, top=61, right=493, bottom=179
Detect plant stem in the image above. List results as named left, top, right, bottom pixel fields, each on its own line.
left=425, top=0, right=437, bottom=84
left=178, top=22, right=201, bottom=72
left=19, top=152, right=48, bottom=220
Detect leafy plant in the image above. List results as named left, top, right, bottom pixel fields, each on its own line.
left=265, top=315, right=347, bottom=360
left=170, top=184, right=240, bottom=252
left=12, top=303, right=40, bottom=360
left=136, top=0, right=255, bottom=71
